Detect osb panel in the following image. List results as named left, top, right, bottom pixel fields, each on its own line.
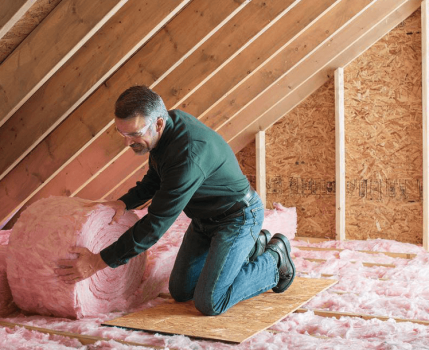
left=0, top=0, right=62, bottom=64
left=103, top=277, right=337, bottom=344
left=237, top=79, right=336, bottom=239
left=344, top=9, right=422, bottom=243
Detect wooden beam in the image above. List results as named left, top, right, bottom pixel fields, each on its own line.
left=296, top=246, right=417, bottom=259
left=0, top=0, right=33, bottom=40
left=422, top=0, right=429, bottom=251
left=335, top=67, right=346, bottom=241
left=202, top=0, right=374, bottom=132
left=0, top=0, right=62, bottom=65
left=0, top=0, right=128, bottom=129
left=155, top=0, right=300, bottom=109
left=181, top=0, right=340, bottom=119
left=53, top=0, right=301, bottom=202
left=224, top=0, right=405, bottom=146
left=294, top=236, right=333, bottom=243
left=0, top=0, right=191, bottom=181
left=302, top=258, right=396, bottom=268
left=295, top=308, right=429, bottom=326
left=81, top=0, right=355, bottom=201
left=0, top=0, right=248, bottom=227
left=0, top=320, right=167, bottom=349
left=298, top=271, right=390, bottom=280
left=227, top=0, right=421, bottom=153
left=256, top=131, right=267, bottom=208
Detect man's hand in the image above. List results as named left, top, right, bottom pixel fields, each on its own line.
left=84, top=200, right=126, bottom=224
left=54, top=247, right=108, bottom=284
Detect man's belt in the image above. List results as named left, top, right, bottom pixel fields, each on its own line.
left=213, top=187, right=257, bottom=220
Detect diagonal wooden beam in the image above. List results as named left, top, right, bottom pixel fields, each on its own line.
left=0, top=0, right=34, bottom=40
left=0, top=0, right=129, bottom=129
left=201, top=0, right=375, bottom=132
left=77, top=0, right=345, bottom=201
left=0, top=0, right=191, bottom=181
left=181, top=0, right=342, bottom=120
left=96, top=0, right=379, bottom=201
left=0, top=0, right=249, bottom=227
left=226, top=0, right=421, bottom=152
left=49, top=0, right=302, bottom=201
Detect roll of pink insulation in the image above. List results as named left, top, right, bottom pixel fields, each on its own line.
left=0, top=230, right=17, bottom=317
left=7, top=197, right=146, bottom=319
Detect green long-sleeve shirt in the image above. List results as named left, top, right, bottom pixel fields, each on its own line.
left=100, top=110, right=249, bottom=268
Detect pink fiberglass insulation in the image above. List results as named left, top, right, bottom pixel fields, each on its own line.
left=260, top=202, right=296, bottom=240
left=6, top=196, right=147, bottom=319
left=0, top=230, right=17, bottom=317
left=3, top=204, right=429, bottom=349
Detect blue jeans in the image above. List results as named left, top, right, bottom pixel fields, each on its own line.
left=169, top=194, right=278, bottom=315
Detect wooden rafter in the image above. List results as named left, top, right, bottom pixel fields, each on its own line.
left=227, top=0, right=421, bottom=152
left=85, top=0, right=363, bottom=201
left=0, top=0, right=191, bottom=181
left=0, top=0, right=128, bottom=129
left=0, top=0, right=34, bottom=40
left=0, top=0, right=248, bottom=227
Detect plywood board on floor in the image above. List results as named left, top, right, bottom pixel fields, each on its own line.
left=103, top=277, right=337, bottom=344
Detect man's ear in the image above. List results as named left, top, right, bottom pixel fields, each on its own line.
left=156, top=117, right=164, bottom=132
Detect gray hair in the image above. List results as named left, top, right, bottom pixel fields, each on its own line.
left=115, top=85, right=169, bottom=123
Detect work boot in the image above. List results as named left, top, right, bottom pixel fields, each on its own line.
left=248, top=229, right=271, bottom=261
left=266, top=233, right=296, bottom=293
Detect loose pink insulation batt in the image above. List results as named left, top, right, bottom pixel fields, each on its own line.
left=0, top=230, right=17, bottom=317
left=6, top=197, right=147, bottom=319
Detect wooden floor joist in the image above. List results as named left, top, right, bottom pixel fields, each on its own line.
left=301, top=258, right=396, bottom=268
left=295, top=308, right=429, bottom=326
left=0, top=321, right=166, bottom=349
left=295, top=246, right=417, bottom=259
left=294, top=236, right=333, bottom=243
left=298, top=271, right=390, bottom=281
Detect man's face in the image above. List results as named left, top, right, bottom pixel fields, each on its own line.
left=115, top=115, right=161, bottom=156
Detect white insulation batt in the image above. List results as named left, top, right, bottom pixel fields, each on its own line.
left=6, top=197, right=147, bottom=319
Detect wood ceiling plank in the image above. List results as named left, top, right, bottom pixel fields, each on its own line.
left=104, top=165, right=150, bottom=202
left=73, top=0, right=337, bottom=200
left=0, top=0, right=128, bottom=128
left=0, top=0, right=247, bottom=227
left=154, top=0, right=299, bottom=108
left=26, top=0, right=300, bottom=202
left=97, top=0, right=419, bottom=205
left=0, top=0, right=191, bottom=180
left=202, top=0, right=375, bottom=132
left=180, top=0, right=340, bottom=118
left=0, top=0, right=34, bottom=40
left=82, top=0, right=376, bottom=201
left=76, top=149, right=142, bottom=200
left=0, top=0, right=62, bottom=65
left=226, top=0, right=421, bottom=153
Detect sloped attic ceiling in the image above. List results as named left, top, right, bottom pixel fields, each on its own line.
left=0, top=0, right=422, bottom=228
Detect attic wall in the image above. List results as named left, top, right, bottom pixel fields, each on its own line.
left=236, top=79, right=336, bottom=239
left=345, top=9, right=422, bottom=244
left=237, top=9, right=422, bottom=243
